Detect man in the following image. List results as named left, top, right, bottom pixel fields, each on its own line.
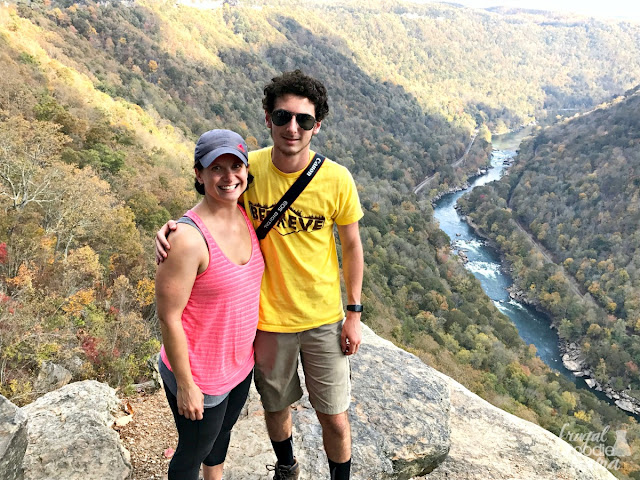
left=156, top=70, right=364, bottom=480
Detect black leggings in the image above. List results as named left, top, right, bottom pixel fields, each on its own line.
left=164, top=371, right=253, bottom=480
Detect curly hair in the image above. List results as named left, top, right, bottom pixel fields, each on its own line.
left=262, top=69, right=329, bottom=122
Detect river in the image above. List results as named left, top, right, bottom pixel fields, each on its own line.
left=433, top=148, right=576, bottom=377
left=433, top=127, right=640, bottom=419
left=432, top=128, right=610, bottom=396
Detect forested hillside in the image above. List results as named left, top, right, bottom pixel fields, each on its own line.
left=1, top=0, right=640, bottom=476
left=459, top=86, right=640, bottom=392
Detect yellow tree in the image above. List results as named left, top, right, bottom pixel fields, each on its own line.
left=0, top=118, right=69, bottom=211
left=42, top=163, right=119, bottom=258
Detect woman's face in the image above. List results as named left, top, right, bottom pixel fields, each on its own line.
left=196, top=154, right=248, bottom=203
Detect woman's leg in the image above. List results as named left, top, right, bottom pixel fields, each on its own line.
left=164, top=384, right=227, bottom=480
left=202, top=463, right=224, bottom=480
left=202, top=371, right=253, bottom=472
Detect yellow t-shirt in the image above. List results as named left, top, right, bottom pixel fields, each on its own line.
left=243, top=147, right=363, bottom=333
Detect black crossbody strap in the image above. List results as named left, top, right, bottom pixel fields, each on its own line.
left=255, top=153, right=325, bottom=240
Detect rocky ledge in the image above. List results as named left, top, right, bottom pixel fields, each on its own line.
left=0, top=326, right=618, bottom=480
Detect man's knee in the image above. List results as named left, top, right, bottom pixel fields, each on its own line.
left=265, top=407, right=293, bottom=442
left=316, top=410, right=350, bottom=437
left=266, top=407, right=291, bottom=423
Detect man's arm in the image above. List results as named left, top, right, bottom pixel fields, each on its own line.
left=156, top=197, right=244, bottom=264
left=337, top=221, right=364, bottom=355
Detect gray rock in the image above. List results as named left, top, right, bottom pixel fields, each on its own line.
left=21, top=380, right=131, bottom=480
left=130, top=353, right=162, bottom=393
left=562, top=353, right=586, bottom=373
left=223, top=325, right=451, bottom=479
left=62, top=356, right=86, bottom=378
left=148, top=353, right=163, bottom=390
left=224, top=326, right=615, bottom=480
left=33, top=362, right=72, bottom=394
left=348, top=329, right=450, bottom=479
left=419, top=370, right=617, bottom=480
left=0, top=394, right=28, bottom=480
left=616, top=399, right=636, bottom=413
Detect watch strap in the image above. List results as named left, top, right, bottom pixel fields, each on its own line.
left=346, top=304, right=363, bottom=312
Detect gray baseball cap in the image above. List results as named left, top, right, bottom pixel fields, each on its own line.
left=194, top=129, right=249, bottom=168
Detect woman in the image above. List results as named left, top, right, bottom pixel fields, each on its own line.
left=155, top=129, right=264, bottom=480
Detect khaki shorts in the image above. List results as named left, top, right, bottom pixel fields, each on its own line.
left=253, top=320, right=350, bottom=415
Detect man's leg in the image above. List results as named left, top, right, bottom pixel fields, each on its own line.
left=265, top=407, right=293, bottom=442
left=254, top=329, right=303, bottom=477
left=265, top=407, right=296, bottom=467
left=316, top=411, right=351, bottom=462
left=300, top=321, right=352, bottom=479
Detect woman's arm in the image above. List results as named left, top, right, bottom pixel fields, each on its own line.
left=155, top=225, right=207, bottom=420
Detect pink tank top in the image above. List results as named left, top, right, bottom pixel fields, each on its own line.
left=160, top=206, right=264, bottom=395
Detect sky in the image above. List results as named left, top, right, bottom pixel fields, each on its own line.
left=435, top=0, right=640, bottom=22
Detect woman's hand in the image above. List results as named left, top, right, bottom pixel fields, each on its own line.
left=155, top=220, right=178, bottom=264
left=176, top=382, right=205, bottom=421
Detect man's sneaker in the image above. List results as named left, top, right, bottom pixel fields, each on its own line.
left=267, top=458, right=300, bottom=480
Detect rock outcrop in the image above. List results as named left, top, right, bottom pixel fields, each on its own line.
left=0, top=394, right=28, bottom=480
left=0, top=327, right=620, bottom=480
left=21, top=380, right=132, bottom=480
left=222, top=326, right=615, bottom=480
left=561, top=343, right=587, bottom=374
left=561, top=344, right=640, bottom=416
left=419, top=370, right=616, bottom=480
left=224, top=326, right=451, bottom=479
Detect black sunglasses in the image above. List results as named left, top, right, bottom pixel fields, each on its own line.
left=270, top=109, right=317, bottom=131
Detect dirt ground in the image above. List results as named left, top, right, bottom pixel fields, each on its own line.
left=116, top=389, right=178, bottom=480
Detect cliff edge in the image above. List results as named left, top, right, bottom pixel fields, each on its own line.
left=0, top=326, right=616, bottom=480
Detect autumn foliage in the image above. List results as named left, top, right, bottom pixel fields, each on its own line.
left=1, top=2, right=639, bottom=475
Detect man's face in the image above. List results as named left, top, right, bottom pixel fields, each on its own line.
left=266, top=94, right=321, bottom=159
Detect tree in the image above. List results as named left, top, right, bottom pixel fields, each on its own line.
left=42, top=164, right=120, bottom=258
left=0, top=118, right=69, bottom=211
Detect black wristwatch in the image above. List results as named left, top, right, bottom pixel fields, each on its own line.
left=346, top=304, right=364, bottom=312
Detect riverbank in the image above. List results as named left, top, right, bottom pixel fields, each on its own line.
left=461, top=208, right=640, bottom=417
left=429, top=166, right=489, bottom=204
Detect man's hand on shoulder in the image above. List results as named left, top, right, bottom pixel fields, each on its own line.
left=155, top=219, right=178, bottom=264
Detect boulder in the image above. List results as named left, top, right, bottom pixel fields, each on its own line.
left=33, top=362, right=72, bottom=394
left=21, top=380, right=131, bottom=480
left=215, top=325, right=618, bottom=480
left=615, top=398, right=640, bottom=415
left=148, top=353, right=163, bottom=389
left=62, top=356, right=86, bottom=378
left=418, top=370, right=617, bottom=480
left=224, top=325, right=451, bottom=479
left=0, top=394, right=28, bottom=480
left=562, top=343, right=586, bottom=374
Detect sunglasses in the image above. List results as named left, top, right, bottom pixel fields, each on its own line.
left=270, top=109, right=317, bottom=131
